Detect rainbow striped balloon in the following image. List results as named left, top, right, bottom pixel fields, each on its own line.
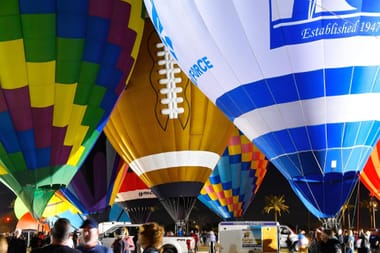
left=0, top=0, right=145, bottom=217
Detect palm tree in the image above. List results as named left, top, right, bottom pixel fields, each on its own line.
left=263, top=194, right=289, bottom=222
left=341, top=202, right=355, bottom=229
left=360, top=197, right=378, bottom=228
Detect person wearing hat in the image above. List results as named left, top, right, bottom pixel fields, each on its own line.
left=76, top=218, right=112, bottom=253
left=31, top=218, right=81, bottom=253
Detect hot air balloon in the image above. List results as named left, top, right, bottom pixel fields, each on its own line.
left=198, top=127, right=268, bottom=220
left=115, top=167, right=159, bottom=224
left=109, top=203, right=131, bottom=222
left=104, top=19, right=234, bottom=225
left=59, top=133, right=127, bottom=217
left=360, top=142, right=380, bottom=199
left=14, top=191, right=81, bottom=221
left=0, top=0, right=145, bottom=217
left=143, top=1, right=380, bottom=223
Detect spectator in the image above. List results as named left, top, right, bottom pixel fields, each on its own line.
left=7, top=228, right=27, bottom=253
left=190, top=230, right=199, bottom=252
left=0, top=234, right=7, bottom=253
left=76, top=218, right=112, bottom=253
left=297, top=230, right=309, bottom=253
left=31, top=218, right=80, bottom=253
left=138, top=222, right=164, bottom=253
left=207, top=230, right=216, bottom=253
left=345, top=230, right=355, bottom=253
left=112, top=227, right=136, bottom=253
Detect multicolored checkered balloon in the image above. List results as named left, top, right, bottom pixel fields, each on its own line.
left=199, top=127, right=268, bottom=219
left=0, top=0, right=145, bottom=217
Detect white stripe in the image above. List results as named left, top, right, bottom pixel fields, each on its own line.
left=115, top=190, right=156, bottom=202
left=146, top=1, right=380, bottom=102
left=129, top=151, right=220, bottom=176
left=235, top=93, right=380, bottom=140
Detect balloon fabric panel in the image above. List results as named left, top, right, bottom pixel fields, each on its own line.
left=145, top=0, right=380, bottom=219
left=105, top=19, right=234, bottom=222
left=361, top=143, right=380, bottom=198
left=0, top=0, right=145, bottom=217
left=105, top=20, right=234, bottom=196
left=115, top=168, right=158, bottom=223
left=60, top=134, right=127, bottom=214
left=198, top=127, right=268, bottom=219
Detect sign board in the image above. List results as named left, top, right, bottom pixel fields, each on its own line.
left=218, top=221, right=280, bottom=253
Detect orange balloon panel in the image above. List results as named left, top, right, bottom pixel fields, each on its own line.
left=360, top=144, right=380, bottom=198
left=16, top=213, right=49, bottom=232
left=105, top=20, right=234, bottom=199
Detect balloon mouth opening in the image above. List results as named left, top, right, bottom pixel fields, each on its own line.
left=37, top=184, right=66, bottom=190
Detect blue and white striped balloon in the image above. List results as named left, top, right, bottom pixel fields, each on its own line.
left=144, top=0, right=380, bottom=218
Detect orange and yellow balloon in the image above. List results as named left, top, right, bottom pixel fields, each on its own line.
left=105, top=20, right=234, bottom=223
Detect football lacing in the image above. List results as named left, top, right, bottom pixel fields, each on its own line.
left=156, top=43, right=184, bottom=119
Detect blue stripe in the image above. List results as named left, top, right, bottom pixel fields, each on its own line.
left=289, top=171, right=358, bottom=218
left=325, top=67, right=353, bottom=96
left=97, top=67, right=123, bottom=90
left=221, top=181, right=232, bottom=189
left=98, top=90, right=120, bottom=130
left=0, top=113, right=21, bottom=153
left=216, top=66, right=380, bottom=120
left=56, top=0, right=88, bottom=38
left=57, top=13, right=87, bottom=38
left=20, top=0, right=55, bottom=14
left=57, top=0, right=87, bottom=14
left=209, top=175, right=220, bottom=185
left=240, top=161, right=250, bottom=171
left=17, top=130, right=37, bottom=169
left=267, top=74, right=299, bottom=103
left=101, top=44, right=122, bottom=65
left=254, top=121, right=380, bottom=160
left=36, top=148, right=50, bottom=168
left=351, top=66, right=380, bottom=93
left=228, top=154, right=241, bottom=164
left=232, top=188, right=239, bottom=196
left=198, top=195, right=231, bottom=219
left=83, top=17, right=111, bottom=63
left=271, top=146, right=372, bottom=179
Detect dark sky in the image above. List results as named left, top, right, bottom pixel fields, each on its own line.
left=0, top=161, right=376, bottom=232
left=246, top=163, right=375, bottom=230
left=185, top=162, right=375, bottom=232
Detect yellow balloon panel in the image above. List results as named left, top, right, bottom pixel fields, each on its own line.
left=14, top=191, right=80, bottom=219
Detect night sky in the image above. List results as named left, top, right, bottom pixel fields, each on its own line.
left=0, top=162, right=376, bottom=232
left=186, top=162, right=375, bottom=232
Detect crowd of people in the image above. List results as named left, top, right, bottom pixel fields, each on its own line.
left=287, top=227, right=380, bottom=253
left=0, top=218, right=171, bottom=253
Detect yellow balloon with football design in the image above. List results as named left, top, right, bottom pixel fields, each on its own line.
left=105, top=20, right=234, bottom=223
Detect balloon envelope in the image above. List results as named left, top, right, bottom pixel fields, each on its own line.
left=109, top=203, right=131, bottom=223
left=198, top=127, right=268, bottom=220
left=115, top=167, right=158, bottom=224
left=144, top=0, right=380, bottom=218
left=14, top=191, right=81, bottom=220
left=16, top=213, right=49, bottom=232
left=105, top=20, right=234, bottom=222
left=360, top=141, right=380, bottom=198
left=0, top=0, right=145, bottom=217
left=60, top=134, right=127, bottom=215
